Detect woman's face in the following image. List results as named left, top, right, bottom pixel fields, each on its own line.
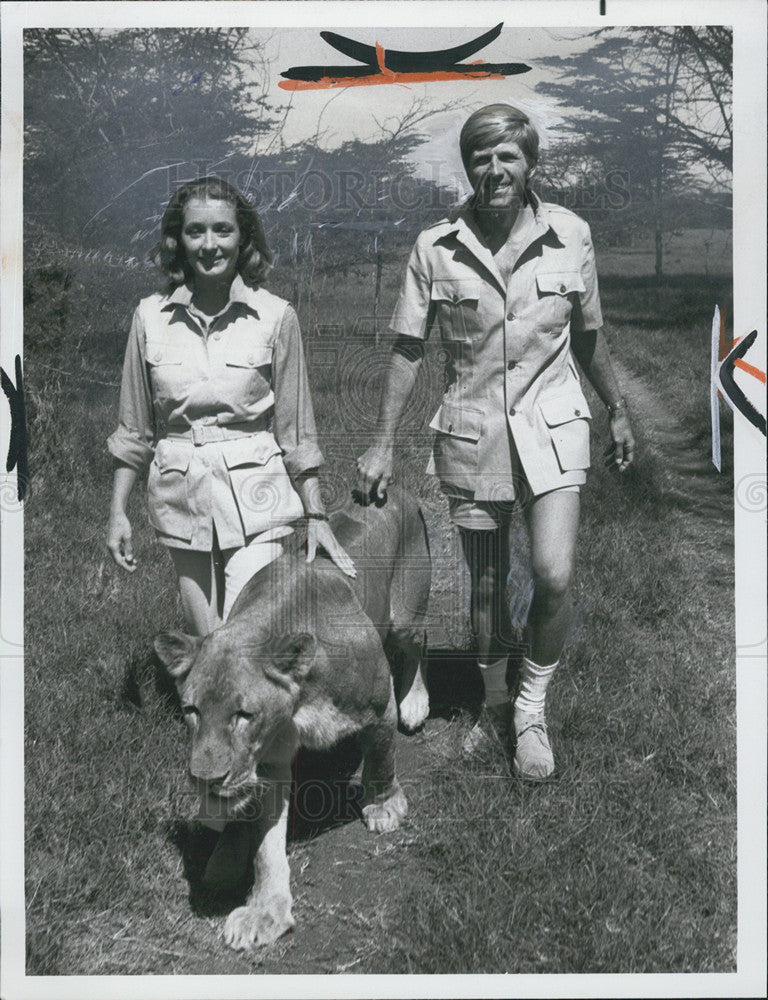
left=180, top=197, right=241, bottom=285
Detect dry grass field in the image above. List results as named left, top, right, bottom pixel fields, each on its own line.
left=23, top=233, right=736, bottom=974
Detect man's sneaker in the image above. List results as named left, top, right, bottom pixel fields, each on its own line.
left=462, top=702, right=511, bottom=757
left=512, top=710, right=554, bottom=781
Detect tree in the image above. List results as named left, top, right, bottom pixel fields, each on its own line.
left=244, top=97, right=461, bottom=336
left=633, top=26, right=732, bottom=183
left=535, top=27, right=732, bottom=282
left=24, top=28, right=276, bottom=248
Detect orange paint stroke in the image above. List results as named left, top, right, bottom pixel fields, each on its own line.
left=375, top=42, right=395, bottom=79
left=278, top=68, right=506, bottom=91
left=733, top=359, right=767, bottom=383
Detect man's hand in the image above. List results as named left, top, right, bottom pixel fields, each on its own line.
left=356, top=443, right=394, bottom=502
left=603, top=412, right=635, bottom=472
left=107, top=511, right=137, bottom=571
left=306, top=520, right=356, bottom=578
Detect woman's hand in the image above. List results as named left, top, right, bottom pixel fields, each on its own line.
left=356, top=443, right=394, bottom=502
left=107, top=511, right=137, bottom=572
left=603, top=412, right=635, bottom=472
left=307, top=519, right=356, bottom=578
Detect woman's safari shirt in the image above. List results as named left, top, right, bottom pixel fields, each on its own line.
left=108, top=275, right=323, bottom=550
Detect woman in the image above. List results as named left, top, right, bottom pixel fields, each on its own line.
left=107, top=176, right=354, bottom=636
left=107, top=176, right=355, bottom=888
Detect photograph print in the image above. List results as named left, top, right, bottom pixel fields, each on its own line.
left=1, top=2, right=765, bottom=995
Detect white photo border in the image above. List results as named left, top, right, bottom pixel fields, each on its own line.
left=2, top=2, right=765, bottom=998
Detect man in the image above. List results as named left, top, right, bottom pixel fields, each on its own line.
left=356, top=104, right=635, bottom=780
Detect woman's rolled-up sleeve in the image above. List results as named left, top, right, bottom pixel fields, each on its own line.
left=107, top=305, right=156, bottom=472
left=272, top=304, right=324, bottom=475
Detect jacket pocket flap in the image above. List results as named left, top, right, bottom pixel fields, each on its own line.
left=538, top=394, right=591, bottom=426
left=430, top=279, right=485, bottom=304
left=429, top=401, right=482, bottom=441
left=225, top=345, right=272, bottom=369
left=535, top=271, right=585, bottom=296
left=145, top=340, right=185, bottom=365
left=155, top=441, right=191, bottom=473
left=221, top=435, right=282, bottom=469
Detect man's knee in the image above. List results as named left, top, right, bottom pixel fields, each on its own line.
left=531, top=561, right=573, bottom=602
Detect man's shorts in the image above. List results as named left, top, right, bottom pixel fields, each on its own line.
left=443, top=484, right=580, bottom=531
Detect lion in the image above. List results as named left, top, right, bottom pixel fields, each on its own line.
left=154, top=487, right=430, bottom=950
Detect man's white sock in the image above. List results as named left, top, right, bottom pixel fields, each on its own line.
left=478, top=657, right=509, bottom=707
left=514, top=657, right=559, bottom=716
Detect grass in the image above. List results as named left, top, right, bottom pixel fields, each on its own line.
left=22, top=234, right=735, bottom=975
left=365, top=439, right=735, bottom=973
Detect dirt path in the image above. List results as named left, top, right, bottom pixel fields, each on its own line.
left=269, top=726, right=443, bottom=974
left=166, top=722, right=448, bottom=975
left=613, top=359, right=733, bottom=565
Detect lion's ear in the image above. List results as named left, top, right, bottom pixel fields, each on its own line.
left=268, top=632, right=317, bottom=681
left=154, top=631, right=202, bottom=680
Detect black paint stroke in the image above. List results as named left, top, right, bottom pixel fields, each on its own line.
left=718, top=330, right=766, bottom=436
left=320, top=23, right=504, bottom=72
left=0, top=354, right=28, bottom=501
left=281, top=23, right=531, bottom=82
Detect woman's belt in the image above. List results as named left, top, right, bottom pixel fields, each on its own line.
left=163, top=417, right=271, bottom=446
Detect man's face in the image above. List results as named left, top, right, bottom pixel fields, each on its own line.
left=466, top=139, right=531, bottom=211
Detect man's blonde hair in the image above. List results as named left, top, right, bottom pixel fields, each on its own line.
left=459, top=104, right=540, bottom=174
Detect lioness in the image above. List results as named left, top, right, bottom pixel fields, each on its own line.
left=154, top=487, right=430, bottom=950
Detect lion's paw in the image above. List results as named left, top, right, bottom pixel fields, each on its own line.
left=362, top=786, right=408, bottom=833
left=398, top=678, right=429, bottom=732
left=223, top=895, right=295, bottom=951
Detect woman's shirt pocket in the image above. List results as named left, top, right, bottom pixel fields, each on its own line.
left=145, top=339, right=189, bottom=402
left=223, top=341, right=272, bottom=371
left=147, top=439, right=193, bottom=540
left=221, top=341, right=273, bottom=403
left=219, top=434, right=303, bottom=535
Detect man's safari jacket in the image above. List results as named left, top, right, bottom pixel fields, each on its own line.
left=389, top=197, right=603, bottom=501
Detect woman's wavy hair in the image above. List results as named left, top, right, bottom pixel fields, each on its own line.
left=151, top=176, right=272, bottom=287
left=460, top=104, right=540, bottom=196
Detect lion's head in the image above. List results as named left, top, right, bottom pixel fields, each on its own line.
left=154, top=630, right=316, bottom=817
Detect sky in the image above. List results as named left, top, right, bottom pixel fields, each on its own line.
left=250, top=25, right=597, bottom=191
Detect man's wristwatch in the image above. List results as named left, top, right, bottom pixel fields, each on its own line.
left=305, top=511, right=329, bottom=521
left=607, top=398, right=628, bottom=416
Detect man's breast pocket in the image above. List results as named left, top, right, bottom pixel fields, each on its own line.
left=535, top=272, right=585, bottom=332
left=430, top=279, right=486, bottom=341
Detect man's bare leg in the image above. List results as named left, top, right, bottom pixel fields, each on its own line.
left=514, top=489, right=580, bottom=779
